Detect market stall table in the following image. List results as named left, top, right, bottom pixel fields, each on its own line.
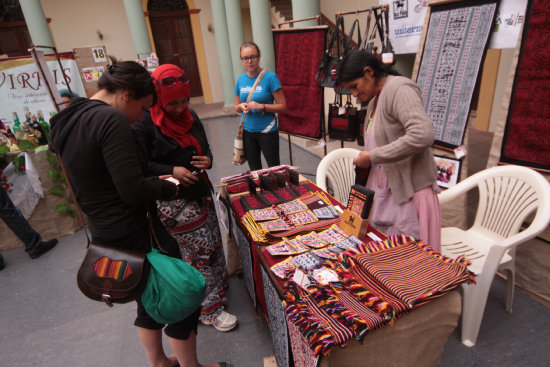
left=220, top=172, right=463, bottom=367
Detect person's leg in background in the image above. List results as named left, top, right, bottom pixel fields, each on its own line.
left=259, top=130, right=280, bottom=168
left=0, top=186, right=57, bottom=259
left=243, top=130, right=263, bottom=171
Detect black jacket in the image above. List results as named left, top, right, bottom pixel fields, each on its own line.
left=49, top=98, right=177, bottom=244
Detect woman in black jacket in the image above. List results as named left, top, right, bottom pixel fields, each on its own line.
left=49, top=59, right=223, bottom=367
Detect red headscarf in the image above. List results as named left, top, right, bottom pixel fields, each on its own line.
left=151, top=64, right=202, bottom=153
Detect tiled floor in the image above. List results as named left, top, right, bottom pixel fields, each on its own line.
left=1, top=105, right=548, bottom=367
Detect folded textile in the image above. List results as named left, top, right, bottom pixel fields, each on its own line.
left=341, top=235, right=475, bottom=310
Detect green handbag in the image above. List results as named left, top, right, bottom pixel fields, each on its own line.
left=141, top=248, right=206, bottom=324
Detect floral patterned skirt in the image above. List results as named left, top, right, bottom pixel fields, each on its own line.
left=157, top=195, right=227, bottom=318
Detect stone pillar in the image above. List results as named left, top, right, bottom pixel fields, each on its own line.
left=248, top=0, right=275, bottom=72
left=291, top=0, right=321, bottom=27
left=210, top=0, right=235, bottom=105
left=224, top=0, right=245, bottom=81
left=123, top=0, right=153, bottom=58
left=19, top=0, right=54, bottom=50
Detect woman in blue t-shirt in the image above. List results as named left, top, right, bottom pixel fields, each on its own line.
left=234, top=42, right=287, bottom=170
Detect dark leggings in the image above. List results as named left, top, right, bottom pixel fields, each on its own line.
left=243, top=130, right=280, bottom=171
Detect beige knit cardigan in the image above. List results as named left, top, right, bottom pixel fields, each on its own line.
left=367, top=75, right=438, bottom=204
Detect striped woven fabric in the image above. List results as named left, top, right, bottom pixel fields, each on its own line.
left=336, top=290, right=387, bottom=331
left=284, top=280, right=372, bottom=356
left=93, top=257, right=133, bottom=280
left=342, top=235, right=474, bottom=309
left=304, top=293, right=355, bottom=345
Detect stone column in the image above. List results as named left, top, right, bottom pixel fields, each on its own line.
left=291, top=0, right=321, bottom=27
left=248, top=0, right=275, bottom=72
left=19, top=0, right=54, bottom=50
left=123, top=0, right=153, bottom=58
left=224, top=0, right=245, bottom=81
left=210, top=0, right=235, bottom=105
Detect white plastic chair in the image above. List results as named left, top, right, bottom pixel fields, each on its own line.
left=439, top=165, right=550, bottom=347
left=315, top=148, right=361, bottom=204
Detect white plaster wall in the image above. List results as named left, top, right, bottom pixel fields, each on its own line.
left=40, top=0, right=136, bottom=61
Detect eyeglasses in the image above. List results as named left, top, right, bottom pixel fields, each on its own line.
left=241, top=55, right=259, bottom=62
left=156, top=74, right=189, bottom=87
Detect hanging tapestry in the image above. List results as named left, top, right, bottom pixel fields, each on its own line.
left=416, top=0, right=498, bottom=149
left=500, top=0, right=550, bottom=170
left=273, top=27, right=326, bottom=139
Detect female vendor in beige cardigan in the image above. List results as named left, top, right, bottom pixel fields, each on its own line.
left=336, top=50, right=441, bottom=251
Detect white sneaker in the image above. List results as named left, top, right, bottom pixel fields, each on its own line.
left=201, top=310, right=238, bottom=332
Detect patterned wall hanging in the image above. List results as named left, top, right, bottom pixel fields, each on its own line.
left=262, top=268, right=289, bottom=367
left=416, top=0, right=498, bottom=149
left=273, top=27, right=326, bottom=139
left=234, top=218, right=256, bottom=307
left=500, top=0, right=550, bottom=170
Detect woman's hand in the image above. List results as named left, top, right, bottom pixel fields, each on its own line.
left=354, top=151, right=372, bottom=169
left=173, top=166, right=199, bottom=187
left=239, top=103, right=251, bottom=114
left=191, top=155, right=211, bottom=170
left=248, top=101, right=264, bottom=112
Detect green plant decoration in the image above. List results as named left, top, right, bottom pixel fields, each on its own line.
left=49, top=185, right=64, bottom=196
left=48, top=169, right=60, bottom=182
left=17, top=140, right=33, bottom=151
left=12, top=155, right=25, bottom=171
left=46, top=151, right=76, bottom=218
left=0, top=144, right=9, bottom=157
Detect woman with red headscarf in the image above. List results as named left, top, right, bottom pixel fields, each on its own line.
left=133, top=64, right=237, bottom=333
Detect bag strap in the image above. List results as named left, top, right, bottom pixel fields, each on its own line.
left=326, top=15, right=344, bottom=57
left=359, top=9, right=373, bottom=50
left=343, top=18, right=361, bottom=56
left=239, top=68, right=268, bottom=126
left=57, top=154, right=92, bottom=247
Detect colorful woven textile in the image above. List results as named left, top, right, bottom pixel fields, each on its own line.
left=341, top=235, right=474, bottom=310
left=284, top=281, right=370, bottom=356
left=416, top=0, right=497, bottom=148
left=274, top=27, right=326, bottom=139
left=286, top=313, right=319, bottom=367
left=283, top=235, right=474, bottom=356
left=500, top=0, right=550, bottom=170
left=93, top=257, right=132, bottom=280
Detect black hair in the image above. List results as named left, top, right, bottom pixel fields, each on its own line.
left=336, top=50, right=400, bottom=86
left=99, top=56, right=157, bottom=104
left=240, top=41, right=261, bottom=56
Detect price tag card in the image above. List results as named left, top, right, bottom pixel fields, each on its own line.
left=91, top=47, right=107, bottom=63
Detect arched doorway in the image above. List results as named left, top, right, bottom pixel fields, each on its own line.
left=0, top=0, right=32, bottom=57
left=148, top=0, right=203, bottom=97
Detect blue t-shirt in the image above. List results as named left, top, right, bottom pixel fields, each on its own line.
left=234, top=70, right=282, bottom=133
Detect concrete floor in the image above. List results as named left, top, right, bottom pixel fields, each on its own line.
left=1, top=107, right=549, bottom=366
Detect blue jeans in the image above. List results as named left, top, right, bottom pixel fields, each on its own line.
left=0, top=186, right=42, bottom=253
left=243, top=130, right=280, bottom=171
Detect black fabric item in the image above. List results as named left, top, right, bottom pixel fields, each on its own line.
left=49, top=98, right=177, bottom=240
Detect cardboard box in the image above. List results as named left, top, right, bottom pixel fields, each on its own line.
left=73, top=46, right=109, bottom=98
left=339, top=209, right=369, bottom=239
